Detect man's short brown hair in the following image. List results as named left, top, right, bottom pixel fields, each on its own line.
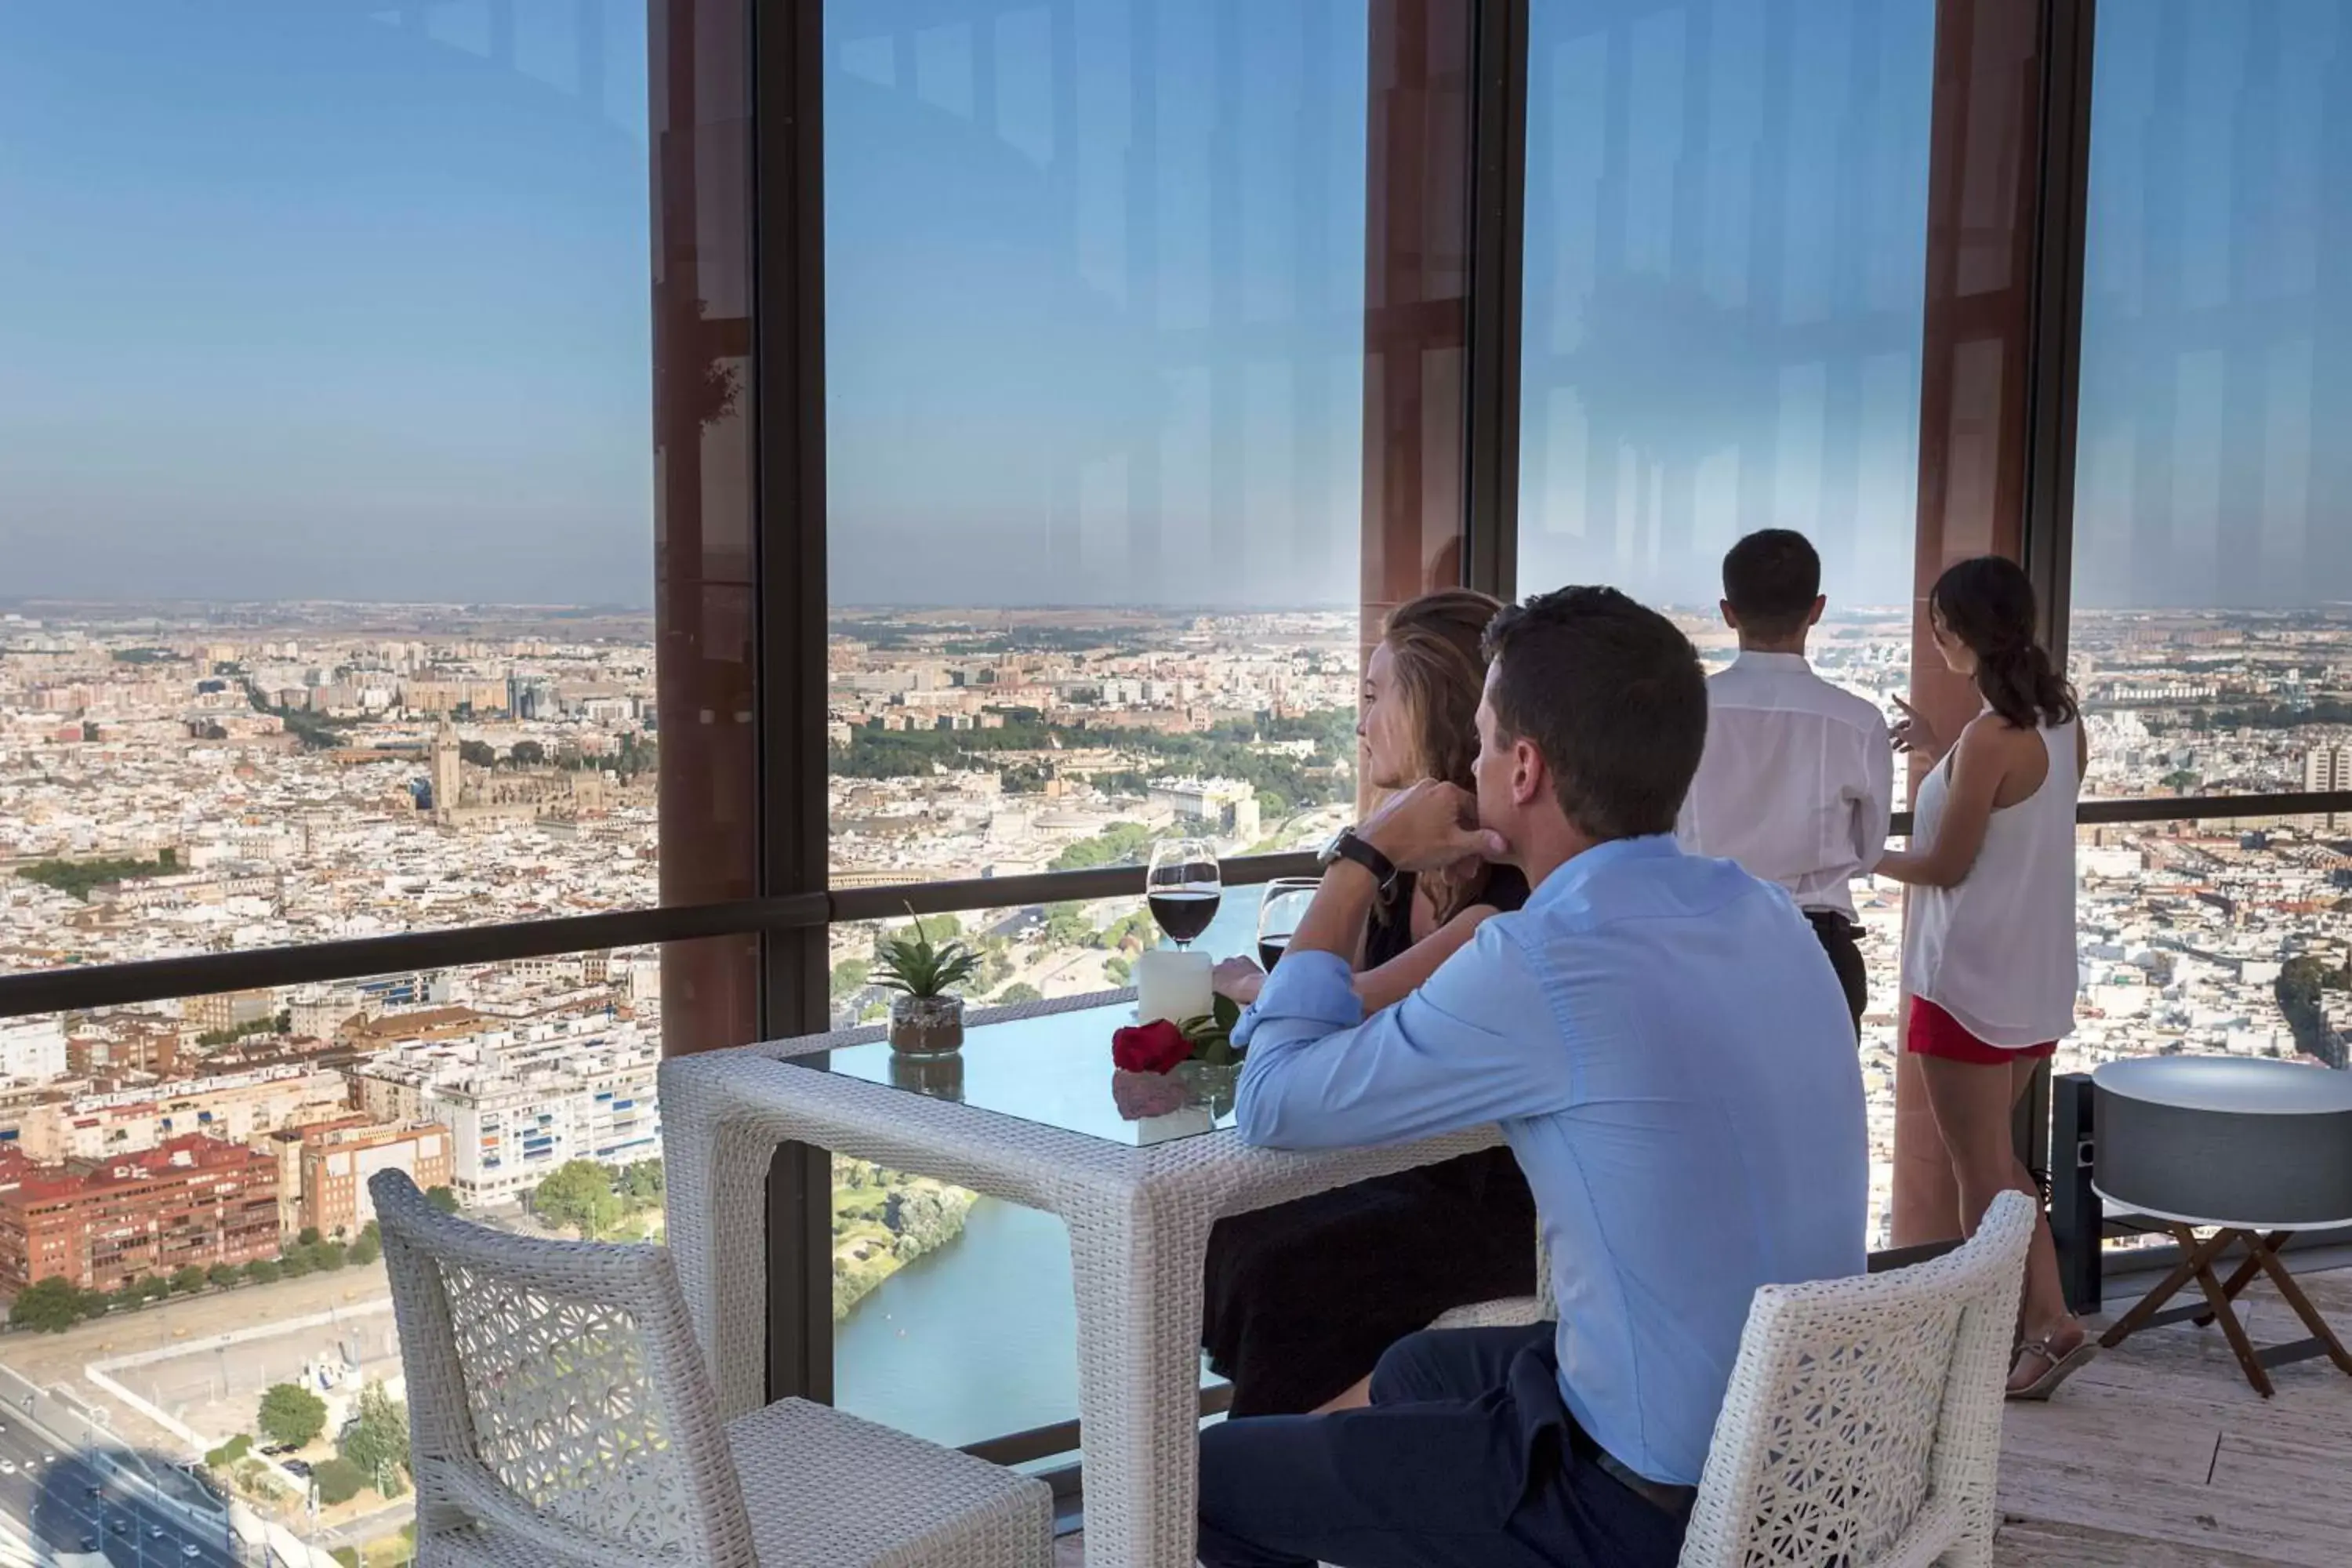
left=1480, top=586, right=1708, bottom=840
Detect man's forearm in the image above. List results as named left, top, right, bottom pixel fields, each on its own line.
left=1288, top=858, right=1384, bottom=963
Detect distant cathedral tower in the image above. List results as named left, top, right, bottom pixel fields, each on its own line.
left=430, top=720, right=463, bottom=819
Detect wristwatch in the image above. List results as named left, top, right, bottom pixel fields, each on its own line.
left=1317, top=826, right=1399, bottom=896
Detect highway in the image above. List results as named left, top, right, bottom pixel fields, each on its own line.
left=0, top=1415, right=237, bottom=1567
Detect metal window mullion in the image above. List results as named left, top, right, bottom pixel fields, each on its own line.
left=1462, top=0, right=1530, bottom=602
left=752, top=0, right=833, bottom=1410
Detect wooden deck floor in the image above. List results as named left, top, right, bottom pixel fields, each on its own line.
left=1994, top=1258, right=2352, bottom=1567
left=1054, top=1259, right=2352, bottom=1566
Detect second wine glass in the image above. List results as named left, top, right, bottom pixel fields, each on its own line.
left=1145, top=837, right=1221, bottom=949
left=1255, top=877, right=1320, bottom=971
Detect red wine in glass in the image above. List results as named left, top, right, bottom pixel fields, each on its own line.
left=1146, top=838, right=1221, bottom=949
left=1255, top=878, right=1317, bottom=976
left=1147, top=889, right=1220, bottom=945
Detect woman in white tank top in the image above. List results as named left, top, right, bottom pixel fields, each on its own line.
left=1878, top=557, right=2091, bottom=1400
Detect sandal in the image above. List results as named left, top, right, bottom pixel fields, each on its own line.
left=2006, top=1332, right=2096, bottom=1401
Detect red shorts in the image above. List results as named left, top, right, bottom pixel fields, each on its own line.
left=1906, top=997, right=2057, bottom=1065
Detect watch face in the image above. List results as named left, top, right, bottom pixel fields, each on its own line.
left=1317, top=828, right=1352, bottom=865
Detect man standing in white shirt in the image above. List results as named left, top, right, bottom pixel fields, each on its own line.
left=1679, top=528, right=1893, bottom=1037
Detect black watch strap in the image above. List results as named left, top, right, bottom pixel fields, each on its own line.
left=1323, top=828, right=1399, bottom=894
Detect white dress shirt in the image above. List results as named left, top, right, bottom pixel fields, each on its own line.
left=1677, top=650, right=1893, bottom=920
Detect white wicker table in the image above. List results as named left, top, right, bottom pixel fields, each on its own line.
left=661, top=989, right=1501, bottom=1568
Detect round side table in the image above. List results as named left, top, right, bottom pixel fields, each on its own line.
left=2092, top=1055, right=2352, bottom=1397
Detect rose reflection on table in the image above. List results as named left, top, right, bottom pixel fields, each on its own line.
left=1110, top=1007, right=1244, bottom=1134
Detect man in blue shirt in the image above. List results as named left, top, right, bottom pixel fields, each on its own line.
left=1199, top=586, right=1867, bottom=1568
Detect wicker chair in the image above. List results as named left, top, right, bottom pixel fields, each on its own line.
left=1429, top=1226, right=1554, bottom=1330
left=369, top=1170, right=1053, bottom=1568
left=1679, top=1190, right=2037, bottom=1568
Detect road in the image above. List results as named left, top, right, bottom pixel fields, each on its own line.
left=0, top=1415, right=236, bottom=1567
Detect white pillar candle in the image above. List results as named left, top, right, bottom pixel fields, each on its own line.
left=1134, top=948, right=1214, bottom=1025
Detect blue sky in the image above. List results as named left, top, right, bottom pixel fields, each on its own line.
left=0, top=2, right=652, bottom=605
left=2, top=1, right=2347, bottom=611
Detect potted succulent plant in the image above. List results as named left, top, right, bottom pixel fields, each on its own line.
left=875, top=911, right=983, bottom=1055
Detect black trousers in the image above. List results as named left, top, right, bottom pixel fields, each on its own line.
left=1196, top=1324, right=1688, bottom=1568
left=1804, top=909, right=1867, bottom=1040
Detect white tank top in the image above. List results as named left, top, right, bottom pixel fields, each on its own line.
left=1903, top=717, right=2079, bottom=1047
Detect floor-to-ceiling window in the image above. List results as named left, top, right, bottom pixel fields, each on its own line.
left=818, top=0, right=1380, bottom=1450
left=0, top=4, right=701, bottom=1557
left=1515, top=0, right=1938, bottom=1245
left=2064, top=0, right=2352, bottom=1078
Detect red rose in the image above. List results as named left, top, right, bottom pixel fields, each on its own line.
left=1112, top=1018, right=1192, bottom=1075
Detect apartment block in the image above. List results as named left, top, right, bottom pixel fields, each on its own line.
left=296, top=1121, right=452, bottom=1238
left=350, top=1018, right=658, bottom=1207
left=0, top=1018, right=67, bottom=1085
left=15, top=1065, right=352, bottom=1164
left=0, top=1134, right=281, bottom=1291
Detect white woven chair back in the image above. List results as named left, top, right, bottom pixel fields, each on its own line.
left=372, top=1169, right=760, bottom=1567
left=1679, top=1190, right=2035, bottom=1568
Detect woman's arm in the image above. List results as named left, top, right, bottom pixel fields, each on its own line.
left=1875, top=720, right=2016, bottom=889
left=1218, top=901, right=1501, bottom=1014
left=1352, top=902, right=1501, bottom=1012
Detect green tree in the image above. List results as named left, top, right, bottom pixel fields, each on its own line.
left=9, top=1277, right=89, bottom=1333
left=337, top=1382, right=409, bottom=1497
left=996, top=982, right=1044, bottom=1006
left=170, top=1265, right=209, bottom=1296
left=244, top=1258, right=282, bottom=1286
left=457, top=739, right=496, bottom=769
left=318, top=1243, right=349, bottom=1272
left=279, top=1248, right=314, bottom=1280
left=1105, top=954, right=1132, bottom=987
left=829, top=958, right=870, bottom=1002
left=207, top=1263, right=242, bottom=1290
left=1051, top=821, right=1156, bottom=871
left=425, top=1186, right=461, bottom=1215
left=617, top=1162, right=664, bottom=1205
left=349, top=1225, right=381, bottom=1268
left=1041, top=903, right=1096, bottom=950
left=297, top=1227, right=321, bottom=1248
left=510, top=740, right=546, bottom=767
left=258, top=1383, right=328, bottom=1450
left=311, top=1455, right=367, bottom=1506
left=532, top=1160, right=624, bottom=1240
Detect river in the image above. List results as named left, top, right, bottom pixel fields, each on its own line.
left=833, top=895, right=1263, bottom=1448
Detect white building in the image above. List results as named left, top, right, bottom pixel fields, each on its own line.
left=0, top=1018, right=65, bottom=1085
left=1148, top=776, right=1262, bottom=840
left=349, top=1017, right=659, bottom=1208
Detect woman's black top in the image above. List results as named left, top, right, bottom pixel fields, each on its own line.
left=1200, top=866, right=1538, bottom=1416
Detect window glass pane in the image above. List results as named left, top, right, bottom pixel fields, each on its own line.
left=0, top=2, right=661, bottom=978
left=2073, top=818, right=2342, bottom=1070
left=823, top=0, right=1371, bottom=887
left=1515, top=0, right=1933, bottom=618
left=2069, top=2, right=2352, bottom=801
left=0, top=936, right=710, bottom=1558
left=1515, top=0, right=1936, bottom=1252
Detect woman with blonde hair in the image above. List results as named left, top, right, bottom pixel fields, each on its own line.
left=1201, top=588, right=1534, bottom=1416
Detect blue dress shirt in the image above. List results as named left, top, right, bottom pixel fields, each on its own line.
left=1232, top=835, right=1867, bottom=1487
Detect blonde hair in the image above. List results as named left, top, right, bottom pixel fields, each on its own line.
left=1378, top=589, right=1502, bottom=923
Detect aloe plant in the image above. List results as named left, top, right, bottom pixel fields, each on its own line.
left=874, top=910, right=983, bottom=998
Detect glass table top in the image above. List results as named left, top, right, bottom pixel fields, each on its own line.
left=785, top=1001, right=1240, bottom=1147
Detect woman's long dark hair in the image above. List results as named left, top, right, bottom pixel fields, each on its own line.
left=1931, top=557, right=2079, bottom=731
